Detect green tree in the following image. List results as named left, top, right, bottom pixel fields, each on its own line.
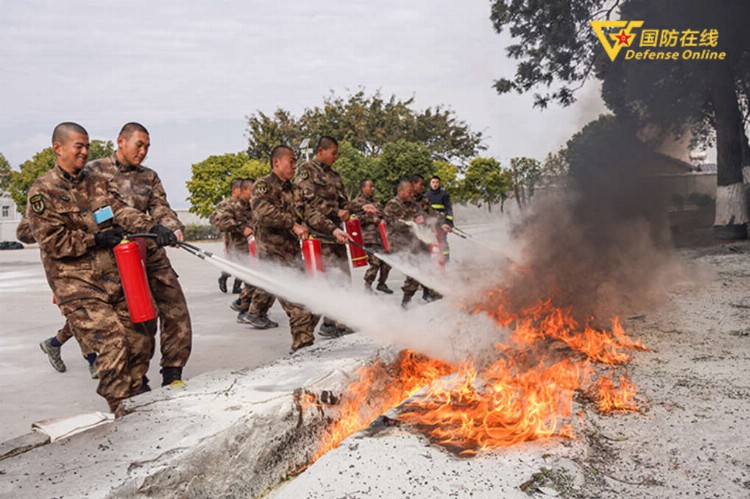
left=510, top=157, right=543, bottom=203
left=461, top=157, right=513, bottom=212
left=246, top=89, right=485, bottom=164
left=7, top=140, right=114, bottom=210
left=186, top=152, right=254, bottom=218
left=0, top=153, right=11, bottom=192
left=333, top=141, right=377, bottom=199
left=246, top=109, right=304, bottom=162
left=490, top=0, right=750, bottom=238
left=371, top=140, right=435, bottom=202
left=542, top=148, right=569, bottom=178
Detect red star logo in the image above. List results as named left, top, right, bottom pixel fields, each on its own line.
left=614, top=29, right=633, bottom=46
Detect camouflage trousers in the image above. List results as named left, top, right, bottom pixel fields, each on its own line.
left=251, top=286, right=316, bottom=348
left=55, top=320, right=94, bottom=357
left=238, top=283, right=257, bottom=313
left=320, top=242, right=350, bottom=330
left=402, top=276, right=422, bottom=299
left=363, top=252, right=391, bottom=285
left=148, top=266, right=192, bottom=368
left=64, top=297, right=153, bottom=412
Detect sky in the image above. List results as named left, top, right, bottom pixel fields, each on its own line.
left=0, top=0, right=607, bottom=209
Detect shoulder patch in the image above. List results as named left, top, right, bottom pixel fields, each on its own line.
left=297, top=167, right=310, bottom=180
left=255, top=182, right=268, bottom=195
left=29, top=194, right=46, bottom=215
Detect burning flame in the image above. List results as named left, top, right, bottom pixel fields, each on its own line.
left=306, top=350, right=454, bottom=462
left=303, top=293, right=647, bottom=462
left=591, top=373, right=638, bottom=413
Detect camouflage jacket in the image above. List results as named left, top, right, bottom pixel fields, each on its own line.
left=251, top=173, right=311, bottom=264
left=413, top=191, right=445, bottom=226
left=350, top=194, right=384, bottom=247
left=294, top=158, right=349, bottom=235
left=383, top=196, right=428, bottom=253
left=210, top=197, right=252, bottom=253
left=27, top=165, right=154, bottom=313
left=86, top=155, right=183, bottom=270
left=16, top=216, right=35, bottom=244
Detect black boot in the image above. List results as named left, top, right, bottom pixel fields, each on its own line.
left=218, top=274, right=228, bottom=293
left=401, top=295, right=412, bottom=309
left=376, top=282, right=394, bottom=294
left=161, top=367, right=184, bottom=387
left=232, top=279, right=242, bottom=294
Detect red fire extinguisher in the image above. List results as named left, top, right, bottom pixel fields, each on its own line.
left=378, top=220, right=390, bottom=253
left=345, top=218, right=368, bottom=268
left=114, top=239, right=157, bottom=323
left=248, top=237, right=257, bottom=258
left=132, top=236, right=148, bottom=264
left=430, top=239, right=446, bottom=274
left=302, top=237, right=324, bottom=276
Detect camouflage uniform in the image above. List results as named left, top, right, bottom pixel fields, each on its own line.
left=86, top=155, right=192, bottom=371
left=210, top=197, right=259, bottom=312
left=295, top=158, right=353, bottom=331
left=350, top=193, right=391, bottom=286
left=383, top=195, right=430, bottom=301
left=17, top=216, right=93, bottom=356
left=250, top=172, right=323, bottom=349
left=27, top=165, right=155, bottom=411
left=294, top=158, right=349, bottom=271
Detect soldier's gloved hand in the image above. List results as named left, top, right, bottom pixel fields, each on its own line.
left=94, top=227, right=125, bottom=249
left=150, top=224, right=178, bottom=247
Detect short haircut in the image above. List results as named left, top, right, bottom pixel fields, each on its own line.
left=316, top=136, right=338, bottom=151
left=409, top=173, right=425, bottom=183
left=397, top=178, right=412, bottom=192
left=230, top=177, right=243, bottom=190
left=241, top=178, right=254, bottom=189
left=52, top=122, right=88, bottom=144
left=360, top=178, right=373, bottom=190
left=119, top=122, right=149, bottom=138
left=271, top=145, right=294, bottom=165
left=431, top=175, right=441, bottom=182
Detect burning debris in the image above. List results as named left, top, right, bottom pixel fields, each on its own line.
left=300, top=288, right=649, bottom=464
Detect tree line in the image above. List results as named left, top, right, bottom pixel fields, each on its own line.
left=186, top=90, right=559, bottom=218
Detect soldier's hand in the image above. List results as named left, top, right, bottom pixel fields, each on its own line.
left=442, top=224, right=452, bottom=233
left=362, top=204, right=379, bottom=215
left=174, top=229, right=185, bottom=242
left=292, top=223, right=309, bottom=240
left=337, top=209, right=350, bottom=221
left=242, top=227, right=253, bottom=237
left=150, top=224, right=178, bottom=247
left=333, top=228, right=349, bottom=244
left=94, top=227, right=125, bottom=249
left=414, top=215, right=425, bottom=224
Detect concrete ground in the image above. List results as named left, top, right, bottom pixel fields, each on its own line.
left=0, top=241, right=296, bottom=442
left=1, top=232, right=750, bottom=498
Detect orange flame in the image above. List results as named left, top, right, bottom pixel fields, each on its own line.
left=591, top=373, right=638, bottom=413
left=304, top=294, right=647, bottom=461
left=308, top=350, right=454, bottom=462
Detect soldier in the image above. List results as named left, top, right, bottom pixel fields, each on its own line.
left=410, top=173, right=451, bottom=301
left=210, top=178, right=243, bottom=293
left=251, top=145, right=337, bottom=353
left=425, top=175, right=454, bottom=260
left=384, top=179, right=447, bottom=308
left=295, top=136, right=370, bottom=337
left=86, top=122, right=192, bottom=388
left=215, top=178, right=279, bottom=328
left=18, top=216, right=98, bottom=377
left=27, top=122, right=176, bottom=415
left=350, top=179, right=392, bottom=294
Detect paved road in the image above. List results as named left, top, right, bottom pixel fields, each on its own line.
left=0, top=242, right=297, bottom=442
